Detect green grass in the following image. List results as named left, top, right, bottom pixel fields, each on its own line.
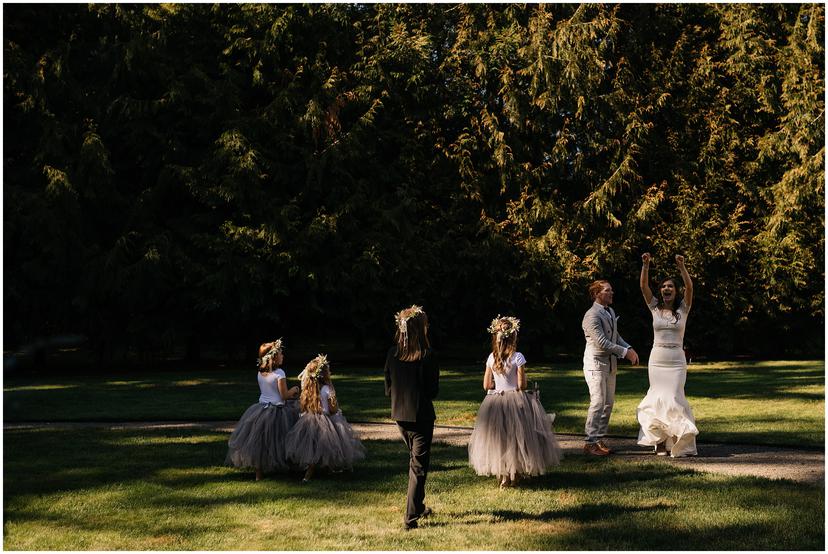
left=5, top=360, right=824, bottom=447
left=3, top=426, right=823, bottom=550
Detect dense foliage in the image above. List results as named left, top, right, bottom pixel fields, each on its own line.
left=4, top=4, right=824, bottom=360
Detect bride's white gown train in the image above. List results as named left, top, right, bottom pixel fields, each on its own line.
left=636, top=297, right=698, bottom=457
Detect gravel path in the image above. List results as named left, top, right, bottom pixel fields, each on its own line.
left=6, top=420, right=823, bottom=485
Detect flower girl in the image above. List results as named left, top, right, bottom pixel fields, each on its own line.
left=226, top=339, right=300, bottom=480
left=285, top=354, right=365, bottom=482
left=468, top=316, right=562, bottom=487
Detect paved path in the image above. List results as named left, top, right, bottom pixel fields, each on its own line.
left=6, top=420, right=823, bottom=485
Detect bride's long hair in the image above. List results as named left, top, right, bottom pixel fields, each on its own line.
left=657, top=277, right=684, bottom=323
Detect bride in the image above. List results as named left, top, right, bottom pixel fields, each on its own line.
left=636, top=253, right=698, bottom=457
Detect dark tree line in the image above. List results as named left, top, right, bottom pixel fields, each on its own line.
left=4, top=4, right=824, bottom=363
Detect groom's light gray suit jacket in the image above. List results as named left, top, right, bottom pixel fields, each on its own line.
left=582, top=302, right=630, bottom=372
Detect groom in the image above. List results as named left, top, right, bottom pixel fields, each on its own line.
left=582, top=280, right=638, bottom=456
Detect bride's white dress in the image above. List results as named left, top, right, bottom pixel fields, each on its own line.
left=636, top=297, right=698, bottom=457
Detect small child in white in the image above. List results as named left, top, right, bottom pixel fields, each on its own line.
left=226, top=339, right=300, bottom=480
left=468, top=316, right=562, bottom=487
left=285, top=354, right=365, bottom=481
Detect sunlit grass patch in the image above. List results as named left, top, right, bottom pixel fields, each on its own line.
left=170, top=379, right=237, bottom=387
left=4, top=383, right=79, bottom=392
left=104, top=433, right=224, bottom=446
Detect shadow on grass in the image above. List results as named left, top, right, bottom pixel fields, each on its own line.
left=523, top=464, right=698, bottom=491
left=7, top=506, right=227, bottom=544
left=426, top=502, right=675, bottom=529
left=522, top=520, right=820, bottom=550
left=499, top=502, right=674, bottom=522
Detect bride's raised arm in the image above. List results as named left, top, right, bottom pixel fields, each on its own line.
left=676, top=255, right=693, bottom=309
left=640, top=252, right=654, bottom=305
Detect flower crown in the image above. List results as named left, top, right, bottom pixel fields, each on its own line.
left=488, top=315, right=520, bottom=339
left=257, top=338, right=283, bottom=369
left=304, top=354, right=329, bottom=382
left=394, top=304, right=425, bottom=347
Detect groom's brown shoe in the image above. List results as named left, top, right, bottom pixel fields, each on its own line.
left=596, top=440, right=613, bottom=454
left=583, top=443, right=609, bottom=456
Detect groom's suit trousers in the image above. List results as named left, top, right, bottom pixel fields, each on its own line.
left=583, top=366, right=616, bottom=442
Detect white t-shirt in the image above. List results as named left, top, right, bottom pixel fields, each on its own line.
left=258, top=368, right=286, bottom=405
left=486, top=351, right=527, bottom=391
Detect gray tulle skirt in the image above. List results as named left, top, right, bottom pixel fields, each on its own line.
left=468, top=390, right=562, bottom=479
left=225, top=400, right=300, bottom=472
left=285, top=411, right=366, bottom=470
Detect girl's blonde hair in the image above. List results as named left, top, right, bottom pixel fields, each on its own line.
left=299, top=354, right=337, bottom=414
left=488, top=316, right=520, bottom=375
left=394, top=305, right=430, bottom=361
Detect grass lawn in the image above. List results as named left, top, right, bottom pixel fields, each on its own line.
left=3, top=425, right=824, bottom=550
left=5, top=360, right=824, bottom=447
